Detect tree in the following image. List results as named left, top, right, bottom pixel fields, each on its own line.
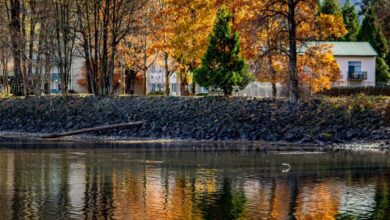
left=358, top=5, right=390, bottom=82
left=341, top=0, right=359, bottom=41
left=194, top=6, right=253, bottom=96
left=361, top=0, right=378, bottom=14
left=255, top=0, right=346, bottom=103
left=320, top=0, right=340, bottom=15
left=6, top=0, right=26, bottom=96
left=150, top=0, right=181, bottom=96
left=76, top=0, right=145, bottom=96
left=299, top=44, right=341, bottom=94
left=376, top=0, right=390, bottom=69
left=52, top=0, right=78, bottom=96
left=376, top=57, right=390, bottom=81
left=168, top=0, right=217, bottom=96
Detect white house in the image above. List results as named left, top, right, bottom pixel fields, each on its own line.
left=329, top=42, right=378, bottom=87
left=147, top=64, right=181, bottom=96
left=146, top=63, right=208, bottom=96
left=49, top=56, right=87, bottom=94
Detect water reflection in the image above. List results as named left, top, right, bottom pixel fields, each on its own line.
left=0, top=149, right=390, bottom=219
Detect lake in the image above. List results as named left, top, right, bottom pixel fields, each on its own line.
left=0, top=143, right=389, bottom=219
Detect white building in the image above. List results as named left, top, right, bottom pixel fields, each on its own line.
left=147, top=64, right=180, bottom=96
left=146, top=63, right=208, bottom=96
left=330, top=42, right=377, bottom=87
left=49, top=56, right=87, bottom=94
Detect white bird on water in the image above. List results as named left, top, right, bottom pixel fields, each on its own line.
left=282, top=163, right=291, bottom=173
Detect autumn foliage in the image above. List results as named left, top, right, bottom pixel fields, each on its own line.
left=0, top=0, right=349, bottom=99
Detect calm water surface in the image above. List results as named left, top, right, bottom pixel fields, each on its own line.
left=0, top=144, right=390, bottom=219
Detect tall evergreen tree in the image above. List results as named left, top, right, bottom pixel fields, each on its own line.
left=194, top=6, right=253, bottom=96
left=321, top=0, right=340, bottom=14
left=358, top=5, right=390, bottom=81
left=361, top=0, right=379, bottom=14
left=341, top=0, right=359, bottom=41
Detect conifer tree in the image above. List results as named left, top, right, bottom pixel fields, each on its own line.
left=358, top=5, right=390, bottom=81
left=321, top=0, right=340, bottom=15
left=194, top=6, right=253, bottom=96
left=341, top=0, right=359, bottom=41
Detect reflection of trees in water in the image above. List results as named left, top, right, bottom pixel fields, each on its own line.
left=0, top=152, right=14, bottom=219
left=373, top=178, right=390, bottom=220
left=58, top=153, right=71, bottom=219
left=198, top=177, right=247, bottom=220
left=83, top=156, right=114, bottom=219
left=2, top=151, right=390, bottom=219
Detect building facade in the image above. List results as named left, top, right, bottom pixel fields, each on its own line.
left=331, top=42, right=377, bottom=87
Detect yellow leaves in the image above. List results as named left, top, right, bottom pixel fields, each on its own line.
left=316, top=14, right=348, bottom=40
left=298, top=44, right=341, bottom=93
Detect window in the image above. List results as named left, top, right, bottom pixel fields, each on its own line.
left=171, top=83, right=177, bottom=93
left=150, top=83, right=157, bottom=92
left=348, top=61, right=365, bottom=80
left=348, top=61, right=361, bottom=74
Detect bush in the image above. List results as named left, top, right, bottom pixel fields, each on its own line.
left=149, top=91, right=164, bottom=96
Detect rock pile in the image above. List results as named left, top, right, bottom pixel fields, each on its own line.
left=0, top=96, right=388, bottom=143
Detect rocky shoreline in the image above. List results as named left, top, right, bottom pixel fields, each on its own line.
left=0, top=96, right=389, bottom=145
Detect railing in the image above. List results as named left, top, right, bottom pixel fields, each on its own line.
left=348, top=71, right=368, bottom=80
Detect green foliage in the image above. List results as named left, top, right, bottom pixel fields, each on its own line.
left=358, top=5, right=389, bottom=57
left=358, top=5, right=390, bottom=81
left=360, top=0, right=379, bottom=15
left=148, top=91, right=164, bottom=96
left=320, top=0, right=340, bottom=14
left=194, top=6, right=254, bottom=96
left=341, top=0, right=359, bottom=41
left=376, top=57, right=390, bottom=82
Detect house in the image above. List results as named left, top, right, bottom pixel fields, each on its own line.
left=146, top=63, right=208, bottom=96
left=49, top=56, right=88, bottom=94
left=147, top=64, right=181, bottom=96
left=323, top=42, right=378, bottom=87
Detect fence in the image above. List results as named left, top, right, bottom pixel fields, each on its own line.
left=235, top=82, right=285, bottom=98
left=321, top=81, right=390, bottom=96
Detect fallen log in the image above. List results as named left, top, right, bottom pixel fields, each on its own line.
left=41, top=121, right=145, bottom=139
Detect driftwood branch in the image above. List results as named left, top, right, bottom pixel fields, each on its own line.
left=41, top=121, right=145, bottom=139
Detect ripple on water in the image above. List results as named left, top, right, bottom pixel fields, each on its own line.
left=0, top=148, right=389, bottom=219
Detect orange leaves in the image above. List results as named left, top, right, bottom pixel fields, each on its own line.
left=298, top=44, right=341, bottom=93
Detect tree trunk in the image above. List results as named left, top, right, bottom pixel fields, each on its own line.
left=288, top=0, right=298, bottom=104
left=108, top=42, right=117, bottom=95
left=164, top=52, right=170, bottom=96
left=272, top=82, right=277, bottom=98
left=180, top=71, right=189, bottom=96
left=100, top=0, right=110, bottom=96
left=9, top=0, right=23, bottom=95
left=143, top=68, right=147, bottom=95
left=20, top=0, right=28, bottom=96
left=28, top=0, right=36, bottom=95
left=34, top=23, right=44, bottom=96
left=267, top=56, right=277, bottom=98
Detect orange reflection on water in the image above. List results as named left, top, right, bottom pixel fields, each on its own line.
left=294, top=180, right=341, bottom=220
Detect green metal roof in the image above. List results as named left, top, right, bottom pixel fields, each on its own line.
left=317, top=42, right=378, bottom=57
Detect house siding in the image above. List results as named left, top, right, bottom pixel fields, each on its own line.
left=334, top=56, right=376, bottom=86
